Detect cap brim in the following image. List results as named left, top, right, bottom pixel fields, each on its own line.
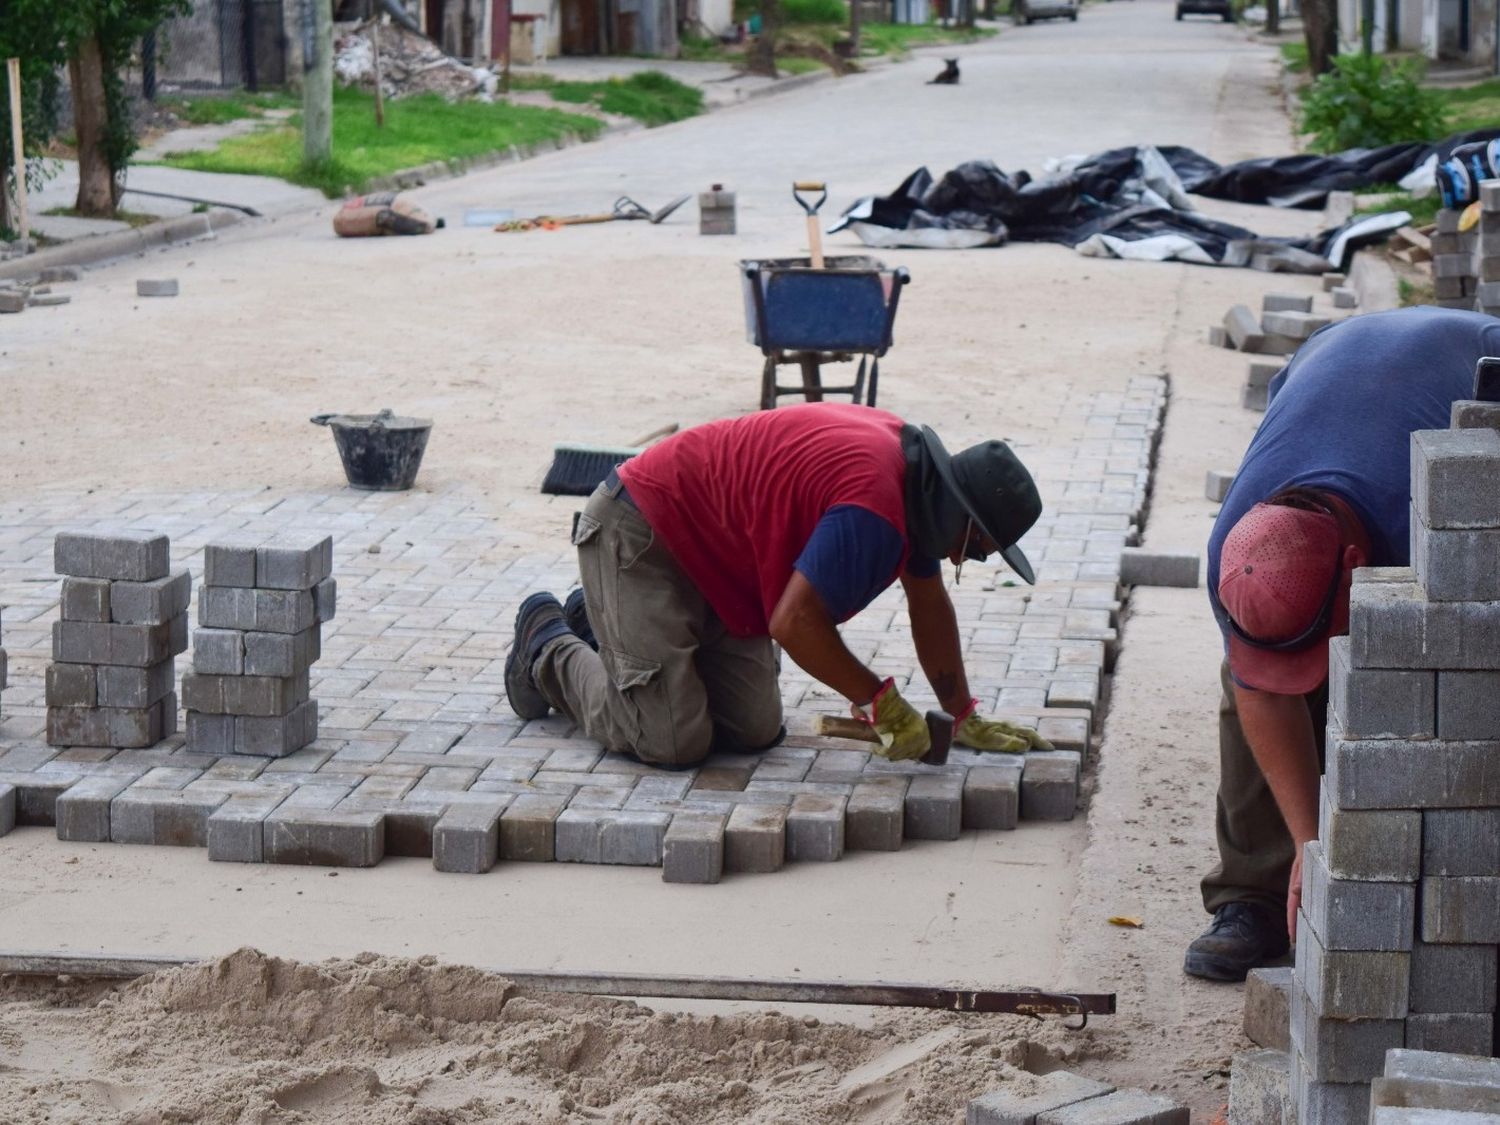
left=1000, top=542, right=1036, bottom=585
left=1226, top=631, right=1330, bottom=694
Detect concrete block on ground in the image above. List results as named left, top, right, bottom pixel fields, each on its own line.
left=1244, top=966, right=1292, bottom=1051
left=136, top=278, right=178, bottom=296
left=109, top=570, right=191, bottom=625
left=1247, top=361, right=1282, bottom=389
left=55, top=775, right=136, bottom=842
left=1118, top=548, right=1199, bottom=588
left=113, top=786, right=228, bottom=847
left=554, top=809, right=668, bottom=865
left=1410, top=941, right=1498, bottom=1013
left=1452, top=399, right=1500, bottom=429
left=60, top=577, right=110, bottom=622
left=1241, top=382, right=1268, bottom=412
left=962, top=763, right=1021, bottom=830
left=1228, top=1048, right=1288, bottom=1125
left=1224, top=305, right=1264, bottom=351
left=206, top=792, right=288, bottom=862
left=1205, top=469, right=1235, bottom=503
left=0, top=784, right=13, bottom=837
left=966, top=1070, right=1115, bottom=1125
left=1403, top=1013, right=1496, bottom=1056
left=186, top=711, right=235, bottom=756
left=1412, top=427, right=1500, bottom=530
left=1036, top=1089, right=1187, bottom=1123
left=1259, top=332, right=1302, bottom=356
left=1330, top=286, right=1357, bottom=308
left=662, top=812, right=725, bottom=884
left=1413, top=514, right=1500, bottom=602
left=1262, top=293, right=1313, bottom=313
left=46, top=696, right=173, bottom=748
left=1436, top=671, right=1500, bottom=740
left=432, top=799, right=508, bottom=874
left=254, top=534, right=333, bottom=590
left=1208, top=325, right=1229, bottom=347
left=1422, top=808, right=1500, bottom=877
left=1292, top=1057, right=1371, bottom=1125
left=1295, top=913, right=1409, bottom=1019
left=1290, top=981, right=1405, bottom=1083
left=1328, top=636, right=1435, bottom=740
left=54, top=531, right=170, bottom=582
left=1372, top=1049, right=1500, bottom=1114
left=1421, top=877, right=1500, bottom=944
left=234, top=702, right=316, bottom=757
left=786, top=793, right=845, bottom=861
left=1319, top=784, right=1420, bottom=882
left=1321, top=272, right=1347, bottom=290
left=1301, top=841, right=1414, bottom=951
left=846, top=780, right=906, bottom=851
left=499, top=793, right=566, bottom=861
left=724, top=803, right=786, bottom=873
left=1, top=291, right=32, bottom=313
left=1021, top=752, right=1078, bottom=822
left=263, top=806, right=384, bottom=866
left=904, top=771, right=963, bottom=841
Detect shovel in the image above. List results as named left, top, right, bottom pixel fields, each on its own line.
left=793, top=180, right=828, bottom=268
left=496, top=194, right=690, bottom=233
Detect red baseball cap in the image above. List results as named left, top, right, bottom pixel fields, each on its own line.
left=1219, top=499, right=1350, bottom=694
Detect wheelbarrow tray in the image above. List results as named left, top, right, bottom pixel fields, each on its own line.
left=741, top=256, right=908, bottom=354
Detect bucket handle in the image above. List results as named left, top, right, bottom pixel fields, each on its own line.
left=310, top=413, right=335, bottom=426
left=309, top=408, right=395, bottom=429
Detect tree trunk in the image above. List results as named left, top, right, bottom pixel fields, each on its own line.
left=1266, top=0, right=1279, bottom=35
left=745, top=0, right=780, bottom=76
left=70, top=35, right=115, bottom=218
left=303, top=0, right=334, bottom=164
left=1303, top=0, right=1338, bottom=75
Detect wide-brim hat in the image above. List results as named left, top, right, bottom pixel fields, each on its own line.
left=914, top=425, right=1042, bottom=584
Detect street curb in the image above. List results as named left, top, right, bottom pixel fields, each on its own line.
left=0, top=209, right=246, bottom=282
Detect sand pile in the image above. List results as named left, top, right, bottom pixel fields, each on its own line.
left=0, top=949, right=1097, bottom=1124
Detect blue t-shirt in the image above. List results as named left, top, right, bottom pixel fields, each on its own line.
left=1208, top=306, right=1500, bottom=649
left=795, top=504, right=940, bottom=622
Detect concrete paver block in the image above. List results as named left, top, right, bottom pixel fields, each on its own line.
left=662, top=812, right=725, bottom=883
left=904, top=771, right=963, bottom=840
left=1436, top=670, right=1500, bottom=740
left=1422, top=808, right=1500, bottom=877
left=1374, top=1049, right=1500, bottom=1114
left=193, top=628, right=245, bottom=676
left=1318, top=784, right=1420, bottom=882
left=1295, top=914, right=1409, bottom=1019
left=255, top=534, right=333, bottom=590
left=1301, top=841, right=1415, bottom=951
left=1410, top=941, right=1498, bottom=1013
left=1326, top=731, right=1500, bottom=810
left=1328, top=636, right=1435, bottom=740
left=1403, top=1013, right=1496, bottom=1057
left=313, top=576, right=337, bottom=622
left=1290, top=981, right=1404, bottom=1083
left=786, top=793, right=845, bottom=861
left=1321, top=271, right=1347, bottom=290
left=1413, top=515, right=1500, bottom=603
left=45, top=663, right=97, bottom=709
left=109, top=570, right=191, bottom=625
left=845, top=780, right=906, bottom=851
left=205, top=539, right=259, bottom=587
left=1244, top=966, right=1292, bottom=1051
left=0, top=784, right=16, bottom=837
left=433, top=799, right=508, bottom=873
left=1350, top=575, right=1500, bottom=668
left=54, top=531, right=170, bottom=581
left=242, top=626, right=320, bottom=678
left=52, top=617, right=185, bottom=667
left=47, top=696, right=173, bottom=748
left=1118, top=548, right=1199, bottom=588
left=186, top=711, right=235, bottom=756
left=1293, top=1055, right=1370, bottom=1125
left=263, top=806, right=384, bottom=866
left=1452, top=399, right=1500, bottom=429
left=1036, top=1089, right=1187, bottom=1123
left=206, top=792, right=288, bottom=862
left=725, top=803, right=787, bottom=872
left=1224, top=305, right=1265, bottom=351
left=1241, top=382, right=1268, bottom=412
left=1412, top=427, right=1500, bottom=530
left=967, top=1071, right=1115, bottom=1125
left=1205, top=469, right=1235, bottom=503
left=136, top=278, right=178, bottom=297
left=1330, top=286, right=1357, bottom=309
left=1021, top=752, right=1078, bottom=822
left=235, top=702, right=316, bottom=757
left=499, top=793, right=567, bottom=861
left=1262, top=293, right=1313, bottom=313
left=60, top=577, right=110, bottom=622
left=1421, top=876, right=1500, bottom=944
left=962, top=763, right=1021, bottom=830
left=55, top=774, right=136, bottom=842
left=1228, top=1048, right=1288, bottom=1125
left=1247, top=361, right=1282, bottom=389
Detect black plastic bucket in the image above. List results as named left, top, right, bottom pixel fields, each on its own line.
left=311, top=409, right=432, bottom=491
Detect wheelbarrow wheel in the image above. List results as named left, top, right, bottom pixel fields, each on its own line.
left=760, top=356, right=779, bottom=411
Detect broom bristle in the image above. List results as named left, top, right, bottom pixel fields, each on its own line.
left=540, top=444, right=639, bottom=496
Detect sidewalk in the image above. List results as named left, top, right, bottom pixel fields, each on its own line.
left=2, top=54, right=847, bottom=279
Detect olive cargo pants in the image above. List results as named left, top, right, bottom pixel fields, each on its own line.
left=533, top=475, right=785, bottom=767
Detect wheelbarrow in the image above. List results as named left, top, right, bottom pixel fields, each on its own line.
left=740, top=255, right=911, bottom=410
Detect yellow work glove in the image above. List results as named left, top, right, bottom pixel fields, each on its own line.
left=858, top=678, right=931, bottom=761
left=954, top=700, right=1054, bottom=753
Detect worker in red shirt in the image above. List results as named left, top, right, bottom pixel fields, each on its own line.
left=505, top=403, right=1051, bottom=765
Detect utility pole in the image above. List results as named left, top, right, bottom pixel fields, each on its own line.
left=303, top=0, right=333, bottom=165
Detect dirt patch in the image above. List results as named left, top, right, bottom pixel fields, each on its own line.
left=0, top=948, right=1099, bottom=1124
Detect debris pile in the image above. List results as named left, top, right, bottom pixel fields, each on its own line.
left=45, top=532, right=190, bottom=748
left=182, top=533, right=335, bottom=758
left=0, top=267, right=80, bottom=314
left=334, top=20, right=498, bottom=101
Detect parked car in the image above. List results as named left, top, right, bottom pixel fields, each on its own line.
left=1176, top=0, right=1233, bottom=20
left=1014, top=0, right=1078, bottom=22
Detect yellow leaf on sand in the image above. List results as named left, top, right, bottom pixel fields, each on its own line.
left=1107, top=916, right=1144, bottom=929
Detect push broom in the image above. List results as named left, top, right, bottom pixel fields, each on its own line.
left=540, top=423, right=679, bottom=496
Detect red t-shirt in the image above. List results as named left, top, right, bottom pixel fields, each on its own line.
left=617, top=403, right=913, bottom=637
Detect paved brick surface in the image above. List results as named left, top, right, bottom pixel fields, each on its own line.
left=0, top=380, right=1163, bottom=873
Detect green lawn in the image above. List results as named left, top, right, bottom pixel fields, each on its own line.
left=679, top=17, right=995, bottom=70
left=509, top=71, right=705, bottom=125
left=160, top=86, right=604, bottom=196
left=158, top=90, right=299, bottom=125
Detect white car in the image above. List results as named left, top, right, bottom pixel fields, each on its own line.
left=1013, top=0, right=1078, bottom=22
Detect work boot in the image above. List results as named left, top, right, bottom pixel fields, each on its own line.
left=505, top=593, right=572, bottom=721
left=563, top=587, right=597, bottom=651
left=1183, top=902, right=1290, bottom=982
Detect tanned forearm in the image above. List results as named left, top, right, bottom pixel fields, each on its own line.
left=901, top=571, right=972, bottom=716
left=769, top=572, right=883, bottom=704
left=1234, top=685, right=1321, bottom=847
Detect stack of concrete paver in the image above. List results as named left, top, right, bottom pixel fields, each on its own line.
left=1431, top=206, right=1479, bottom=311
left=45, top=532, right=189, bottom=748
left=966, top=1070, right=1187, bottom=1123
left=0, top=607, right=7, bottom=721
left=1288, top=402, right=1500, bottom=1122
left=1474, top=183, right=1500, bottom=318
left=182, top=534, right=334, bottom=758
left=1371, top=1049, right=1500, bottom=1119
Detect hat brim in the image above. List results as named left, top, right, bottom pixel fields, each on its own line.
left=915, top=425, right=1037, bottom=585
left=1225, top=576, right=1351, bottom=695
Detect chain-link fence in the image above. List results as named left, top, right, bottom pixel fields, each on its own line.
left=152, top=0, right=290, bottom=91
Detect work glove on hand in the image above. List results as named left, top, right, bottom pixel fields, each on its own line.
left=856, top=678, right=931, bottom=761
left=953, top=699, right=1054, bottom=753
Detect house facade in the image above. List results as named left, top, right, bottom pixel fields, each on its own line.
left=1336, top=0, right=1499, bottom=69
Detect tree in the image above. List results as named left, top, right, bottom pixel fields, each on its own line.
left=0, top=0, right=65, bottom=234
left=744, top=0, right=782, bottom=77
left=53, top=0, right=191, bottom=218
left=1302, top=0, right=1338, bottom=76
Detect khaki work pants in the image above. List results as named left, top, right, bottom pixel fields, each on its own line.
left=1200, top=660, right=1328, bottom=917
left=533, top=475, right=785, bottom=768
